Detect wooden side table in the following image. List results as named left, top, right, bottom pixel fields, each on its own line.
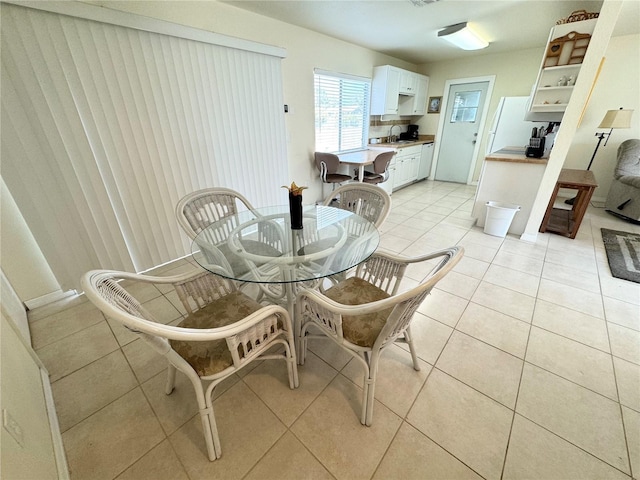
left=539, top=169, right=598, bottom=239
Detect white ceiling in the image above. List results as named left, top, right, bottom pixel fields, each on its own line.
left=222, top=0, right=639, bottom=64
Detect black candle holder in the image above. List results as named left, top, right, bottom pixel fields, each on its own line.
left=289, top=193, right=303, bottom=229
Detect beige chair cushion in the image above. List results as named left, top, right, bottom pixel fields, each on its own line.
left=219, top=240, right=282, bottom=277
left=324, top=277, right=392, bottom=348
left=170, top=291, right=263, bottom=376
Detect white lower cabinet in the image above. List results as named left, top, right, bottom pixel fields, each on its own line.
left=392, top=145, right=422, bottom=191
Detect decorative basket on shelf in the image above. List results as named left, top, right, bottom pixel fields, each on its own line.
left=543, top=31, right=592, bottom=67
left=556, top=10, right=599, bottom=25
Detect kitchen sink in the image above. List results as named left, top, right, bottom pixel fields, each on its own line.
left=389, top=140, right=414, bottom=144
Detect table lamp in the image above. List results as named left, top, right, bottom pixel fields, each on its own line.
left=565, top=107, right=633, bottom=205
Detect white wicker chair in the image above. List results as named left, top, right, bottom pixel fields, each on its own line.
left=176, top=187, right=285, bottom=301
left=176, top=187, right=256, bottom=240
left=81, top=269, right=298, bottom=461
left=316, top=182, right=392, bottom=289
left=323, top=182, right=392, bottom=228
left=296, top=246, right=463, bottom=426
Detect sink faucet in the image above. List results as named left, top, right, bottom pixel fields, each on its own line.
left=389, top=124, right=401, bottom=143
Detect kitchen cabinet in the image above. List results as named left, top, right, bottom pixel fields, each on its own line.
left=371, top=65, right=429, bottom=116
left=472, top=148, right=548, bottom=235
left=392, top=145, right=422, bottom=190
left=371, top=66, right=401, bottom=115
left=526, top=18, right=597, bottom=122
left=399, top=70, right=418, bottom=95
left=411, top=75, right=429, bottom=115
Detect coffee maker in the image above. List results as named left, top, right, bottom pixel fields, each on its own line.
left=400, top=124, right=419, bottom=140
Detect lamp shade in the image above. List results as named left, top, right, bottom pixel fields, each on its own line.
left=437, top=22, right=488, bottom=50
left=598, top=108, right=633, bottom=129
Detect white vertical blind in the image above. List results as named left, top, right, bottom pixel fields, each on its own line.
left=1, top=3, right=288, bottom=291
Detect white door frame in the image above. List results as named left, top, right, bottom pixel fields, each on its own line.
left=430, top=75, right=495, bottom=185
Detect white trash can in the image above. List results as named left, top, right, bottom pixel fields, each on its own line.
left=484, top=202, right=521, bottom=237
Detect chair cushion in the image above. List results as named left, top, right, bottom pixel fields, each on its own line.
left=216, top=240, right=282, bottom=277
left=326, top=173, right=352, bottom=183
left=362, top=175, right=383, bottom=184
left=324, top=277, right=392, bottom=348
left=618, top=175, right=640, bottom=189
left=169, top=291, right=263, bottom=376
left=614, top=139, right=640, bottom=178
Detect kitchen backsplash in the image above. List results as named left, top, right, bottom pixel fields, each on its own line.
left=369, top=118, right=411, bottom=141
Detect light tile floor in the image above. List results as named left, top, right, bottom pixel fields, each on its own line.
left=29, top=180, right=640, bottom=480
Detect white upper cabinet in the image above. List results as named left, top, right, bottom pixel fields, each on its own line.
left=371, top=65, right=401, bottom=115
left=371, top=65, right=429, bottom=116
left=399, top=70, right=418, bottom=95
left=411, top=74, right=429, bottom=115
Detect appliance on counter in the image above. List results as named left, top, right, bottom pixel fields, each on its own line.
left=526, top=126, right=546, bottom=158
left=399, top=124, right=419, bottom=140
left=486, top=97, right=547, bottom=155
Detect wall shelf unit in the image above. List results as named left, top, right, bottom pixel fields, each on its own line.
left=525, top=18, right=597, bottom=122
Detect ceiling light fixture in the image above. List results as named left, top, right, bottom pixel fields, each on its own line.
left=437, top=22, right=489, bottom=50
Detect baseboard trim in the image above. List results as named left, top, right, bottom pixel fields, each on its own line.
left=519, top=232, right=539, bottom=243
left=24, top=289, right=76, bottom=310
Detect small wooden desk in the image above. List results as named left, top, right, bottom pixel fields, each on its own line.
left=338, top=149, right=394, bottom=181
left=539, top=168, right=597, bottom=239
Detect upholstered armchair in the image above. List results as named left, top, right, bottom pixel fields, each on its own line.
left=605, top=139, right=640, bottom=223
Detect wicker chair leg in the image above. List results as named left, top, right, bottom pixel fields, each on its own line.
left=404, top=326, right=421, bottom=371
left=199, top=406, right=221, bottom=460
left=363, top=376, right=376, bottom=427
left=165, top=365, right=177, bottom=394
left=284, top=336, right=300, bottom=388
left=298, top=324, right=309, bottom=365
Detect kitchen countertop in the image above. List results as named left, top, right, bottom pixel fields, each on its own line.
left=374, top=134, right=435, bottom=148
left=485, top=146, right=548, bottom=165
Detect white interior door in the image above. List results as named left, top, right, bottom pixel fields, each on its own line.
left=435, top=81, right=490, bottom=183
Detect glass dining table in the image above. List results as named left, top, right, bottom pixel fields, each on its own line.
left=191, top=204, right=380, bottom=342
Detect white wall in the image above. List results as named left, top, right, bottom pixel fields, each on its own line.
left=1, top=178, right=60, bottom=302
left=562, top=33, right=640, bottom=201
left=418, top=47, right=544, bottom=182
left=418, top=31, right=639, bottom=198
left=1, top=313, right=64, bottom=479
left=86, top=0, right=417, bottom=203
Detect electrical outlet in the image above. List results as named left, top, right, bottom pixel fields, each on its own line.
left=3, top=409, right=24, bottom=447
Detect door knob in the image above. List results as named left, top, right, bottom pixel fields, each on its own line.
left=472, top=140, right=477, bottom=144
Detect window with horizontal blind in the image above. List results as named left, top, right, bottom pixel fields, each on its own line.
left=314, top=69, right=371, bottom=153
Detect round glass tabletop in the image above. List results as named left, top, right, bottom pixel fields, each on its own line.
left=191, top=205, right=380, bottom=284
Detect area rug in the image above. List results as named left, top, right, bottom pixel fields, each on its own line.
left=601, top=228, right=640, bottom=283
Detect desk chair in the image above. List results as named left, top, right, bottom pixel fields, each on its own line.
left=361, top=151, right=395, bottom=185
left=315, top=152, right=352, bottom=191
